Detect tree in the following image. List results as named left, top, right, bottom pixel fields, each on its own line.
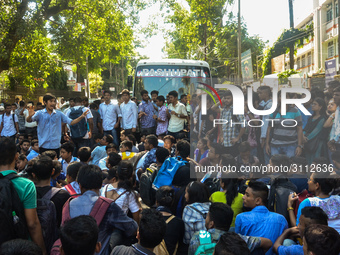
left=88, top=71, right=104, bottom=97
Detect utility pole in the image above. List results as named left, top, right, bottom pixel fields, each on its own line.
left=237, top=0, right=242, bottom=85
left=288, top=0, right=295, bottom=69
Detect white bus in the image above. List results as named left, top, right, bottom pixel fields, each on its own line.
left=132, top=59, right=212, bottom=100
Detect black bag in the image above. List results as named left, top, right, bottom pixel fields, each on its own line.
left=268, top=178, right=297, bottom=223
left=0, top=173, right=29, bottom=245
left=204, top=177, right=221, bottom=196
left=37, top=187, right=60, bottom=252
left=69, top=107, right=87, bottom=138
left=139, top=163, right=159, bottom=207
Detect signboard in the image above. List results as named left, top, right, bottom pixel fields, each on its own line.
left=74, top=83, right=81, bottom=92
left=241, top=49, right=253, bottom=82
left=271, top=54, right=285, bottom=73
left=67, top=80, right=76, bottom=86
left=325, top=59, right=336, bottom=87
left=109, top=87, right=115, bottom=91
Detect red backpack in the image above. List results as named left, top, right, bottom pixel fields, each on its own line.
left=50, top=196, right=112, bottom=255
left=64, top=184, right=81, bottom=198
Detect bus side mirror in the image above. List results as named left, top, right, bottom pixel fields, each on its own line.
left=127, top=76, right=133, bottom=89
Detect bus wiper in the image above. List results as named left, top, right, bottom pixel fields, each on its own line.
left=158, top=77, right=174, bottom=92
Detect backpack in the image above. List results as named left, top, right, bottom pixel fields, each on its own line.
left=50, top=196, right=112, bottom=255
left=36, top=187, right=60, bottom=252
left=204, top=178, right=220, bottom=196
left=139, top=163, right=159, bottom=206
left=0, top=173, right=29, bottom=245
left=153, top=215, right=176, bottom=255
left=194, top=230, right=216, bottom=255
left=69, top=107, right=87, bottom=138
left=268, top=178, right=297, bottom=222
left=153, top=157, right=187, bottom=189
left=64, top=184, right=81, bottom=198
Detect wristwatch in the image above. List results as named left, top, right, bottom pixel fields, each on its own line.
left=177, top=114, right=181, bottom=118
left=298, top=145, right=303, bottom=149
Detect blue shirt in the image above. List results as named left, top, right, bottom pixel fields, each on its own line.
left=235, top=205, right=288, bottom=255
left=32, top=109, right=72, bottom=149
left=0, top=113, right=18, bottom=137
left=277, top=244, right=303, bottom=255
left=138, top=100, right=156, bottom=128
left=99, top=102, right=122, bottom=131
left=91, top=145, right=107, bottom=166
left=27, top=150, right=39, bottom=161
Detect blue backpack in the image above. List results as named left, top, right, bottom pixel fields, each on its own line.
left=69, top=107, right=87, bottom=138
left=153, top=157, right=187, bottom=189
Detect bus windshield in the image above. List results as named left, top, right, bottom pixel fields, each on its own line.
left=134, top=65, right=211, bottom=99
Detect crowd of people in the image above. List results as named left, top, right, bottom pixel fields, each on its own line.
left=0, top=83, right=340, bottom=255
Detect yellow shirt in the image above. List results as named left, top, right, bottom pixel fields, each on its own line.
left=121, top=151, right=135, bottom=160
left=209, top=192, right=244, bottom=227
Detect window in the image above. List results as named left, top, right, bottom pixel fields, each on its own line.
left=297, top=57, right=300, bottom=69
left=336, top=1, right=339, bottom=17
left=327, top=4, right=333, bottom=22
left=308, top=52, right=312, bottom=66
left=328, top=41, right=335, bottom=58
left=302, top=55, right=306, bottom=67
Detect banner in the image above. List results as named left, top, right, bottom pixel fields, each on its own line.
left=241, top=49, right=253, bottom=82
left=325, top=59, right=336, bottom=87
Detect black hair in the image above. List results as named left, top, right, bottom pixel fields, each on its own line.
left=220, top=174, right=239, bottom=207
left=31, top=139, right=39, bottom=147
left=107, top=166, right=118, bottom=180
left=66, top=162, right=83, bottom=180
left=106, top=143, right=117, bottom=151
left=41, top=150, right=57, bottom=160
left=214, top=232, right=250, bottom=255
left=146, top=134, right=158, bottom=148
left=257, top=85, right=272, bottom=94
left=82, top=97, right=88, bottom=102
left=32, top=155, right=54, bottom=180
left=270, top=154, right=291, bottom=169
left=20, top=139, right=30, bottom=146
left=176, top=140, right=190, bottom=158
left=151, top=90, right=159, bottom=96
left=103, top=90, right=111, bottom=96
left=19, top=101, right=25, bottom=107
left=104, top=135, right=113, bottom=144
left=186, top=181, right=210, bottom=204
left=18, top=154, right=27, bottom=161
left=168, top=90, right=178, bottom=98
left=77, top=165, right=103, bottom=190
left=164, top=135, right=176, bottom=144
left=89, top=103, right=98, bottom=110
left=43, top=93, right=56, bottom=103
left=140, top=90, right=148, bottom=97
left=4, top=103, right=11, bottom=109
left=77, top=147, right=91, bottom=162
left=0, top=239, right=42, bottom=255
left=301, top=206, right=328, bottom=226
left=61, top=142, right=75, bottom=154
left=209, top=143, right=225, bottom=156
left=52, top=160, right=61, bottom=178
left=156, top=95, right=165, bottom=103
left=247, top=180, right=269, bottom=205
left=107, top=152, right=122, bottom=168
left=60, top=215, right=99, bottom=255
left=312, top=172, right=335, bottom=194
left=238, top=141, right=251, bottom=153
left=36, top=102, right=43, bottom=106
left=93, top=133, right=103, bottom=141
left=180, top=94, right=187, bottom=100
left=156, top=186, right=174, bottom=208
left=304, top=224, right=340, bottom=255
left=209, top=203, right=234, bottom=232
left=74, top=97, right=82, bottom=103
left=290, top=156, right=308, bottom=166
left=312, top=157, right=329, bottom=165
left=198, top=138, right=208, bottom=149
left=117, top=161, right=134, bottom=193
left=11, top=103, right=16, bottom=107
left=121, top=140, right=133, bottom=151
left=220, top=154, right=237, bottom=166
left=69, top=98, right=75, bottom=102
left=313, top=97, right=327, bottom=117
left=177, top=133, right=187, bottom=140
left=126, top=134, right=137, bottom=145
left=156, top=147, right=170, bottom=164
left=139, top=209, right=166, bottom=249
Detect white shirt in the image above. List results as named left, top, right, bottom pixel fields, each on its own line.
left=24, top=109, right=37, bottom=128
left=59, top=157, right=80, bottom=175
left=0, top=113, right=18, bottom=136
left=99, top=102, right=122, bottom=131
left=120, top=100, right=138, bottom=129
left=168, top=102, right=188, bottom=133
left=66, top=106, right=93, bottom=139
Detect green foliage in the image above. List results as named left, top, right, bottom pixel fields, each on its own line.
left=46, top=62, right=68, bottom=90
left=277, top=69, right=299, bottom=84
left=262, top=23, right=314, bottom=77
left=88, top=72, right=104, bottom=95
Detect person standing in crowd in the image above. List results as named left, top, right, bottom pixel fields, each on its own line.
left=218, top=90, right=245, bottom=157
left=65, top=97, right=93, bottom=153
left=0, top=104, right=19, bottom=142
left=151, top=90, right=159, bottom=113
left=139, top=90, right=156, bottom=136
left=120, top=89, right=138, bottom=136
left=15, top=101, right=26, bottom=134
left=257, top=86, right=273, bottom=164
left=167, top=90, right=188, bottom=139
left=89, top=103, right=103, bottom=144
left=24, top=101, right=38, bottom=137
left=328, top=86, right=340, bottom=152
left=153, top=95, right=168, bottom=138
left=99, top=91, right=121, bottom=147
left=26, top=94, right=89, bottom=156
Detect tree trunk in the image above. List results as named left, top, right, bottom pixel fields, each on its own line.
left=289, top=0, right=295, bottom=69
